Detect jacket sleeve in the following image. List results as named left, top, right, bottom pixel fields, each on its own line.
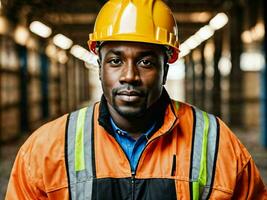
left=5, top=147, right=44, bottom=200
left=214, top=119, right=267, bottom=199
left=232, top=157, right=267, bottom=199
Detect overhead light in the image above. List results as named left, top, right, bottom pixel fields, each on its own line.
left=83, top=53, right=98, bottom=66
left=177, top=12, right=228, bottom=58
left=179, top=43, right=191, bottom=58
left=70, top=45, right=98, bottom=66
left=70, top=45, right=87, bottom=59
left=184, top=35, right=202, bottom=50
left=29, top=21, right=52, bottom=38
left=209, top=13, right=228, bottom=30
left=196, top=25, right=214, bottom=41
left=14, top=25, right=30, bottom=46
left=53, top=33, right=73, bottom=49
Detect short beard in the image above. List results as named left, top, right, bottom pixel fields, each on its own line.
left=111, top=95, right=148, bottom=119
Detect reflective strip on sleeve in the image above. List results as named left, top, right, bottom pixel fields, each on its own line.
left=75, top=107, right=88, bottom=171
left=66, top=105, right=94, bottom=200
left=190, top=108, right=205, bottom=200
left=198, top=112, right=209, bottom=189
left=190, top=107, right=219, bottom=200
left=201, top=114, right=219, bottom=199
left=191, top=108, right=205, bottom=182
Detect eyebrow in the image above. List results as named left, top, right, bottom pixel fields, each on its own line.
left=138, top=51, right=159, bottom=58
left=106, top=50, right=122, bottom=57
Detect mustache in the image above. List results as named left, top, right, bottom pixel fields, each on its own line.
left=112, top=85, right=146, bottom=96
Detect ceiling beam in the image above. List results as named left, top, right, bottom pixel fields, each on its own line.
left=166, top=0, right=225, bottom=12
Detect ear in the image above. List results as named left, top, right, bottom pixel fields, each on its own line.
left=97, top=59, right=102, bottom=80
left=163, top=63, right=169, bottom=85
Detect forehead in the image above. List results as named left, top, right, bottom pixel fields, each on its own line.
left=99, top=41, right=165, bottom=56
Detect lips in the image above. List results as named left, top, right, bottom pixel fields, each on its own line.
left=117, top=90, right=141, bottom=96
left=116, top=90, right=144, bottom=102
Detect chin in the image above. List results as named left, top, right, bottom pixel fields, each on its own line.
left=114, top=105, right=146, bottom=118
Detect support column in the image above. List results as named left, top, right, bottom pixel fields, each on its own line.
left=261, top=0, right=267, bottom=147
left=40, top=53, right=49, bottom=119
left=229, top=4, right=244, bottom=126
left=18, top=45, right=28, bottom=132
left=200, top=43, right=206, bottom=110
left=190, top=53, right=196, bottom=105
left=212, top=31, right=223, bottom=117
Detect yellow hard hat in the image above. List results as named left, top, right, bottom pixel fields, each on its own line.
left=88, top=0, right=179, bottom=63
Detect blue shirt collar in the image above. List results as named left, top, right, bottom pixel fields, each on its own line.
left=110, top=117, right=156, bottom=139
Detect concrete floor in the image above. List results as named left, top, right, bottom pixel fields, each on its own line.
left=0, top=129, right=266, bottom=199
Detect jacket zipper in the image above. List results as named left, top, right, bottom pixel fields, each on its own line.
left=135, top=112, right=178, bottom=173
left=135, top=126, right=177, bottom=173
left=114, top=136, right=168, bottom=200
left=131, top=171, right=136, bottom=200
left=130, top=131, right=176, bottom=198
left=111, top=138, right=137, bottom=200
left=113, top=117, right=177, bottom=199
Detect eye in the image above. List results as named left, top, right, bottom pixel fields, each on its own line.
left=138, top=59, right=154, bottom=67
left=108, top=58, right=122, bottom=66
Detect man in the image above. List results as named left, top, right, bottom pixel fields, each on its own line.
left=5, top=0, right=266, bottom=199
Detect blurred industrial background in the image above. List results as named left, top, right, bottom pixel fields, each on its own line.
left=0, top=0, right=266, bottom=197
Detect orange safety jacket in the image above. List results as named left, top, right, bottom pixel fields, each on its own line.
left=5, top=95, right=267, bottom=199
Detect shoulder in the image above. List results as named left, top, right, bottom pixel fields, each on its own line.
left=216, top=118, right=252, bottom=169
left=202, top=115, right=254, bottom=194
left=214, top=118, right=251, bottom=164
left=170, top=100, right=252, bottom=167
left=211, top=118, right=266, bottom=196
left=17, top=114, right=69, bottom=191
left=21, top=114, right=69, bottom=154
left=168, top=100, right=264, bottom=195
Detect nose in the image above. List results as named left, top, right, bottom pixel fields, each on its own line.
left=119, top=62, right=141, bottom=85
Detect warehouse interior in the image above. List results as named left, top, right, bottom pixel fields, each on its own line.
left=0, top=0, right=266, bottom=197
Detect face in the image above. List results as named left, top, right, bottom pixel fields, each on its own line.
left=99, top=41, right=168, bottom=118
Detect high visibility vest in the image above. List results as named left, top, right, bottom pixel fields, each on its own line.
left=65, top=102, right=219, bottom=200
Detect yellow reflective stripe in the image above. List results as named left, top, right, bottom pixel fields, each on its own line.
left=198, top=111, right=209, bottom=190
left=192, top=182, right=200, bottom=200
left=191, top=107, right=218, bottom=199
left=75, top=107, right=88, bottom=171
left=175, top=101, right=180, bottom=111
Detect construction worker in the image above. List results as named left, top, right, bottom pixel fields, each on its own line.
left=5, top=0, right=267, bottom=199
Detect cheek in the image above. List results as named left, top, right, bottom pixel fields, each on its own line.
left=101, top=67, right=120, bottom=94
left=143, top=70, right=164, bottom=88
left=144, top=70, right=164, bottom=99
